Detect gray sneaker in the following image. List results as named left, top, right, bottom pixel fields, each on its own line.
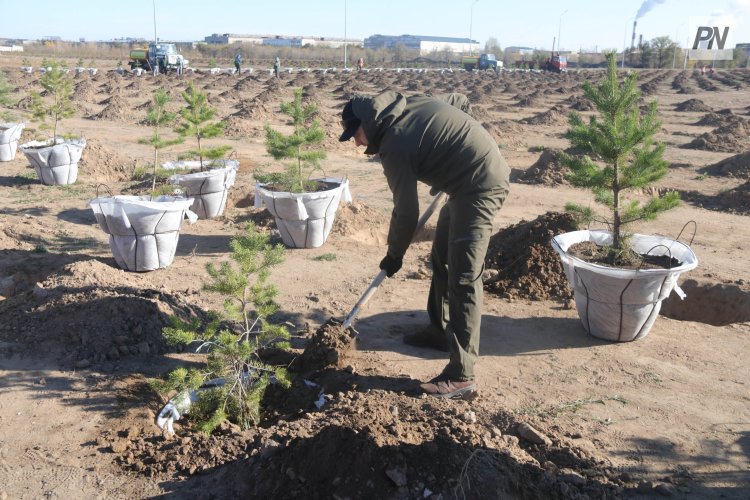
left=420, top=375, right=476, bottom=399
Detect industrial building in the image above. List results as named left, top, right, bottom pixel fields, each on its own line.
left=504, top=46, right=535, bottom=56
left=364, top=34, right=479, bottom=55
left=203, top=33, right=362, bottom=48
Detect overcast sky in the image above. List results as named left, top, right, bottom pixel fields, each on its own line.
left=2, top=0, right=748, bottom=52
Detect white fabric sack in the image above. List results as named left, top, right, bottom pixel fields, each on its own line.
left=0, top=122, right=25, bottom=162
left=552, top=230, right=698, bottom=341
left=20, top=138, right=86, bottom=185
left=255, top=178, right=350, bottom=248
left=168, top=164, right=238, bottom=219
left=161, top=159, right=239, bottom=171
left=88, top=195, right=197, bottom=272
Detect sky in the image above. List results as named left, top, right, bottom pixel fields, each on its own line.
left=1, top=0, right=748, bottom=52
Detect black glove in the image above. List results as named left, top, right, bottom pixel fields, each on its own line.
left=379, top=254, right=403, bottom=278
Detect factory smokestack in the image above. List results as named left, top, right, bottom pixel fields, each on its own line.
left=631, top=20, right=637, bottom=50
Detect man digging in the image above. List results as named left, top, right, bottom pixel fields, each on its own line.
left=340, top=91, right=510, bottom=399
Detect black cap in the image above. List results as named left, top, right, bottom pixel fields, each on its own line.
left=339, top=100, right=361, bottom=142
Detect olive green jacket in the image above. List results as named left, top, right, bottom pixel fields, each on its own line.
left=350, top=91, right=509, bottom=258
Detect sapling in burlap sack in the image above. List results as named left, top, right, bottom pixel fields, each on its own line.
left=20, top=60, right=85, bottom=185
left=257, top=88, right=326, bottom=193
left=552, top=53, right=698, bottom=342
left=0, top=72, right=24, bottom=162
left=254, top=89, right=350, bottom=248
left=559, top=52, right=680, bottom=265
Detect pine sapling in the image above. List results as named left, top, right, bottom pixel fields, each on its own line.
left=139, top=88, right=183, bottom=196
left=152, top=223, right=291, bottom=433
left=175, top=81, right=230, bottom=170
left=0, top=72, right=16, bottom=121
left=30, top=61, right=75, bottom=141
left=261, top=88, right=326, bottom=193
left=561, top=53, right=680, bottom=264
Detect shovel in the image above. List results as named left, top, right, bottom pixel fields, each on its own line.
left=342, top=192, right=447, bottom=329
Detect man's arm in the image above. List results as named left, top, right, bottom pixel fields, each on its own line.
left=381, top=150, right=419, bottom=259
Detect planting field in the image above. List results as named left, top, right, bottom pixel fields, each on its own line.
left=0, top=56, right=749, bottom=499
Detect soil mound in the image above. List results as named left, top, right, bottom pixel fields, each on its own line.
left=88, top=95, right=134, bottom=121
left=520, top=105, right=569, bottom=126
left=684, top=117, right=750, bottom=153
left=0, top=258, right=200, bottom=369
left=484, top=212, right=576, bottom=301
left=222, top=115, right=262, bottom=138
left=482, top=120, right=525, bottom=148
left=296, top=319, right=355, bottom=372
left=78, top=138, right=134, bottom=182
left=513, top=149, right=570, bottom=186
left=694, top=111, right=736, bottom=127
left=568, top=96, right=595, bottom=111
left=712, top=181, right=750, bottom=213
left=514, top=95, right=541, bottom=108
left=332, top=201, right=389, bottom=244
left=469, top=105, right=492, bottom=122
left=675, top=99, right=712, bottom=112
left=700, top=151, right=750, bottom=179
left=682, top=181, right=750, bottom=215
left=108, top=384, right=628, bottom=499
left=72, top=80, right=98, bottom=103
left=233, top=77, right=258, bottom=92
left=233, top=91, right=275, bottom=120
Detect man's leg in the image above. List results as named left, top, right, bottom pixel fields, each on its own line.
left=442, top=188, right=507, bottom=381
left=427, top=203, right=451, bottom=335
left=405, top=203, right=450, bottom=351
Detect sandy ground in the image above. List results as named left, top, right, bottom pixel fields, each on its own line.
left=0, top=56, right=749, bottom=499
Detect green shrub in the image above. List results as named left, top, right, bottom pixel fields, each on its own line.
left=152, top=223, right=291, bottom=433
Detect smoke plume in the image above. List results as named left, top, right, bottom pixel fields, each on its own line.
left=635, top=0, right=667, bottom=19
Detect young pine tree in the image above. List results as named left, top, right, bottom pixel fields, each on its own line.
left=138, top=88, right=183, bottom=196
left=562, top=53, right=680, bottom=263
left=0, top=72, right=16, bottom=121
left=263, top=88, right=326, bottom=193
left=152, top=223, right=291, bottom=433
left=30, top=61, right=75, bottom=140
left=175, top=81, right=230, bottom=170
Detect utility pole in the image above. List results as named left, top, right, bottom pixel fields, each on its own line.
left=683, top=34, right=689, bottom=70
left=469, top=0, right=479, bottom=55
left=343, top=0, right=347, bottom=69
left=558, top=9, right=568, bottom=55
left=152, top=0, right=158, bottom=75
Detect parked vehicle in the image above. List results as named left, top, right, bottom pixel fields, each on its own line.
left=129, top=43, right=188, bottom=73
left=541, top=54, right=567, bottom=73
left=462, top=53, right=500, bottom=71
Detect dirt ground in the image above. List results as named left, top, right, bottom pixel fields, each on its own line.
left=0, top=56, right=749, bottom=499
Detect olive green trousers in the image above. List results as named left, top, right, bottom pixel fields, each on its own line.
left=427, top=187, right=508, bottom=381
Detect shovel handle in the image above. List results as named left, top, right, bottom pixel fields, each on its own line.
left=342, top=270, right=387, bottom=329
left=341, top=192, right=447, bottom=329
